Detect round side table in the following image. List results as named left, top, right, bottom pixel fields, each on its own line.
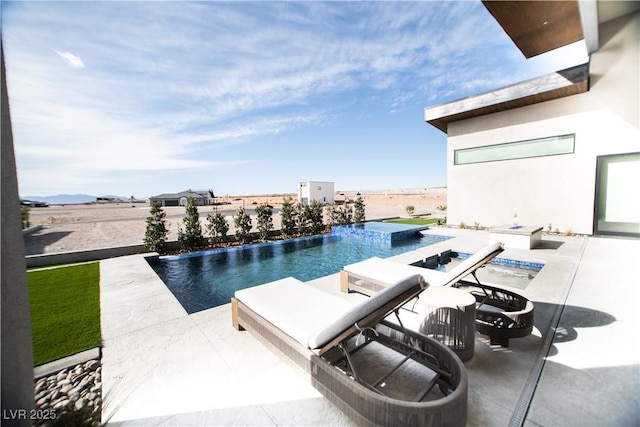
left=414, top=287, right=476, bottom=362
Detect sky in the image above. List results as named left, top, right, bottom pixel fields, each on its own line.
left=2, top=1, right=588, bottom=199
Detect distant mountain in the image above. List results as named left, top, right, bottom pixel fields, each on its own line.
left=21, top=194, right=129, bottom=205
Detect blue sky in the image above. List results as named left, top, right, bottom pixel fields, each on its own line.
left=3, top=1, right=587, bottom=198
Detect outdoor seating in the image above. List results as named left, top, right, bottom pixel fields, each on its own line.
left=453, top=280, right=534, bottom=347
left=232, top=276, right=468, bottom=426
left=340, top=242, right=504, bottom=295
left=340, top=242, right=535, bottom=348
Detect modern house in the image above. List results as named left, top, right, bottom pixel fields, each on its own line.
left=425, top=1, right=639, bottom=237
left=149, top=189, right=214, bottom=207
left=298, top=181, right=335, bottom=205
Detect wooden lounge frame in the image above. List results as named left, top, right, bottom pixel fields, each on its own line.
left=232, top=276, right=468, bottom=426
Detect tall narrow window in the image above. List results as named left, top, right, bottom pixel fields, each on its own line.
left=594, top=152, right=640, bottom=236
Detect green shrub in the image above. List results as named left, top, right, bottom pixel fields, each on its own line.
left=255, top=203, right=274, bottom=241
left=280, top=196, right=297, bottom=238
left=206, top=208, right=229, bottom=244
left=306, top=199, right=325, bottom=235
left=21, top=207, right=30, bottom=229
left=405, top=205, right=415, bottom=216
left=178, top=197, right=203, bottom=251
left=234, top=206, right=252, bottom=243
left=353, top=197, right=366, bottom=223
left=295, top=203, right=310, bottom=235
left=143, top=201, right=169, bottom=254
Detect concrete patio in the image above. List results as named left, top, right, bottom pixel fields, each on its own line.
left=100, top=230, right=640, bottom=426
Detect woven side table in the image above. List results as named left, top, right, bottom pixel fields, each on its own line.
left=416, top=287, right=476, bottom=362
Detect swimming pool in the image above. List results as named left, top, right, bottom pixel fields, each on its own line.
left=148, top=233, right=448, bottom=314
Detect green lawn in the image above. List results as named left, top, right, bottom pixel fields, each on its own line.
left=383, top=217, right=442, bottom=225
left=28, top=262, right=101, bottom=366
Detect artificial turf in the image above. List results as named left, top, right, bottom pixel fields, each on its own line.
left=383, top=217, right=442, bottom=225
left=28, top=262, right=101, bottom=366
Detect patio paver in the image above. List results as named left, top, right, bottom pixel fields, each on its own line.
left=100, top=232, right=640, bottom=426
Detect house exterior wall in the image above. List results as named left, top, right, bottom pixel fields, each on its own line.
left=298, top=181, right=335, bottom=205
left=446, top=11, right=639, bottom=235
left=2, top=45, right=35, bottom=424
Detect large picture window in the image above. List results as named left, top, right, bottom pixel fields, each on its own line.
left=454, top=134, right=575, bottom=165
left=594, top=152, right=640, bottom=237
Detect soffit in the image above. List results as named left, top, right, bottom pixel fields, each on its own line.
left=482, top=1, right=583, bottom=58
left=424, top=63, right=589, bottom=133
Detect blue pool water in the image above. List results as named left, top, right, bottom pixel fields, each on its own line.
left=148, top=233, right=448, bottom=314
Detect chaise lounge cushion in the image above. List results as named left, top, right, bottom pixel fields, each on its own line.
left=307, top=274, right=425, bottom=349
left=235, top=274, right=426, bottom=351
left=343, top=242, right=504, bottom=288
left=235, top=277, right=353, bottom=348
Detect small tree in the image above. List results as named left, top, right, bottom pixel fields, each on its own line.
left=405, top=205, right=415, bottom=216
left=339, top=204, right=353, bottom=225
left=255, top=203, right=274, bottom=241
left=178, top=197, right=203, bottom=252
left=295, top=203, right=309, bottom=236
left=234, top=206, right=252, bottom=244
left=353, top=197, right=365, bottom=223
left=325, top=204, right=340, bottom=227
left=280, top=196, right=297, bottom=238
left=306, top=199, right=325, bottom=235
left=206, top=208, right=229, bottom=245
left=144, top=201, right=169, bottom=254
left=21, top=207, right=30, bottom=229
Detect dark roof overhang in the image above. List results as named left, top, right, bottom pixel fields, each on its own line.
left=482, top=1, right=584, bottom=58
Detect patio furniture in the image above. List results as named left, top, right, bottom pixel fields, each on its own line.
left=340, top=242, right=504, bottom=296
left=340, top=242, right=534, bottom=348
left=232, top=276, right=468, bottom=426
left=454, top=280, right=534, bottom=347
left=381, top=287, right=477, bottom=361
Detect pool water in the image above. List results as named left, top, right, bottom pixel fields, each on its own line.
left=148, top=234, right=447, bottom=314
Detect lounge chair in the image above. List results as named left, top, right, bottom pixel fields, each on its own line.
left=452, top=280, right=534, bottom=347
left=340, top=242, right=505, bottom=295
left=341, top=242, right=534, bottom=348
left=232, top=275, right=468, bottom=426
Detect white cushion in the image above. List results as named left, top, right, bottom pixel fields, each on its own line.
left=235, top=277, right=353, bottom=347
left=236, top=274, right=425, bottom=350
left=308, top=274, right=425, bottom=349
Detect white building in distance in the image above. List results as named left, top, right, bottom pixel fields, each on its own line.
left=298, top=181, right=334, bottom=205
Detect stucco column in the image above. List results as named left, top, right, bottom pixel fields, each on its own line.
left=1, top=43, right=35, bottom=425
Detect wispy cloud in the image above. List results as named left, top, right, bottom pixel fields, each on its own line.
left=54, top=50, right=85, bottom=68
left=3, top=1, right=584, bottom=196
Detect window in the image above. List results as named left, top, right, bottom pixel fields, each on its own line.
left=594, top=152, right=640, bottom=237
left=454, top=134, right=575, bottom=165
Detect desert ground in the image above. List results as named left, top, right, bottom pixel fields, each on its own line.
left=23, top=188, right=447, bottom=255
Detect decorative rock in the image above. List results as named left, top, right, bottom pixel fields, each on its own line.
left=48, top=389, right=60, bottom=401
left=85, top=360, right=100, bottom=372
left=33, top=358, right=102, bottom=427
left=53, top=399, right=70, bottom=410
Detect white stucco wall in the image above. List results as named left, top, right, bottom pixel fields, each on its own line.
left=446, top=11, right=639, bottom=235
